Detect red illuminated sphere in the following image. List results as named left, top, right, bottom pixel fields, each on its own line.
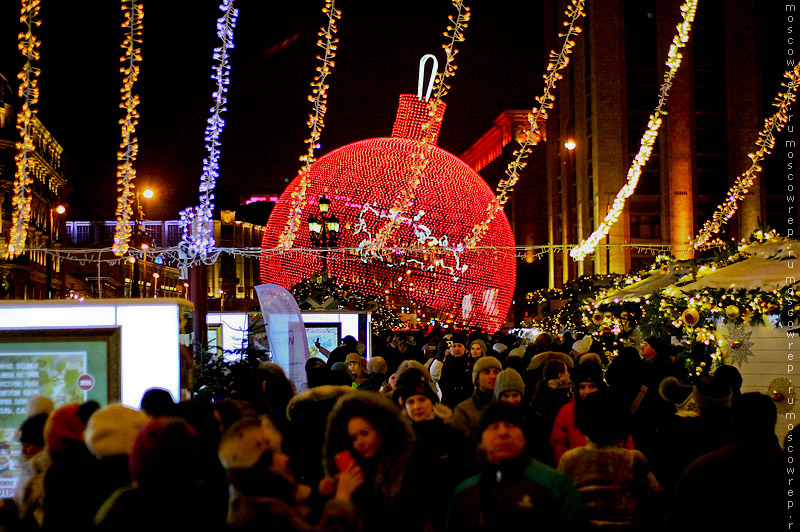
left=260, top=95, right=516, bottom=331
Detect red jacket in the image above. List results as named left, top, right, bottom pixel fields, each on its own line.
left=550, top=398, right=635, bottom=465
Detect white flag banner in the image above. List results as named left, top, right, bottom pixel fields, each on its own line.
left=254, top=284, right=309, bottom=391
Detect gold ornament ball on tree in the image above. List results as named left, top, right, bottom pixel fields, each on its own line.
left=725, top=304, right=740, bottom=320
left=682, top=308, right=700, bottom=326
left=592, top=311, right=604, bottom=325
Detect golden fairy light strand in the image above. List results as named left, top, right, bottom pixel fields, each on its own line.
left=694, top=64, right=800, bottom=248
left=112, top=0, right=144, bottom=257
left=7, top=0, right=42, bottom=259
left=277, top=0, right=341, bottom=250
left=463, top=0, right=585, bottom=250
left=362, top=0, right=470, bottom=257
left=569, top=0, right=698, bottom=261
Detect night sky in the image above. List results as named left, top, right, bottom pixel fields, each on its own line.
left=0, top=0, right=544, bottom=221
left=0, top=1, right=791, bottom=223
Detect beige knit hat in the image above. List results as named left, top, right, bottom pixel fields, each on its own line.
left=84, top=404, right=150, bottom=458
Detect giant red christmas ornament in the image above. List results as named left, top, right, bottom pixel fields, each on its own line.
left=260, top=95, right=516, bottom=331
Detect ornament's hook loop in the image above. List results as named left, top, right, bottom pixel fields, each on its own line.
left=418, top=54, right=438, bottom=102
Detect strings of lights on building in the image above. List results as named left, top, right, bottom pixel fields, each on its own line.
left=570, top=0, right=698, bottom=262
left=464, top=0, right=585, bottom=250
left=693, top=64, right=800, bottom=248
left=180, top=0, right=239, bottom=259
left=7, top=0, right=42, bottom=259
left=112, top=0, right=144, bottom=256
left=277, top=0, right=341, bottom=250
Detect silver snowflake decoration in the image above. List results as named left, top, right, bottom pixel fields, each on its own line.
left=721, top=322, right=754, bottom=368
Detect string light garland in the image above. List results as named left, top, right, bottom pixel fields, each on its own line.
left=180, top=0, right=239, bottom=259
left=362, top=0, right=470, bottom=257
left=112, top=0, right=144, bottom=256
left=464, top=0, right=585, bottom=250
left=7, top=0, right=42, bottom=259
left=694, top=64, right=800, bottom=248
left=277, top=0, right=341, bottom=250
left=570, top=0, right=698, bottom=262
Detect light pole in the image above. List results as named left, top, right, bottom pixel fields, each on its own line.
left=152, top=272, right=159, bottom=298
left=46, top=203, right=65, bottom=299
left=130, top=188, right=154, bottom=298
left=307, top=196, right=340, bottom=275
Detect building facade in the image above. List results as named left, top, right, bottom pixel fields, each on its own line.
left=0, top=73, right=67, bottom=299
left=542, top=0, right=784, bottom=283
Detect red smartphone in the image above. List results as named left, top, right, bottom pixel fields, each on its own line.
left=334, top=450, right=356, bottom=472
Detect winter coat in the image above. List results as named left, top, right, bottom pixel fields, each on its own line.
left=446, top=455, right=588, bottom=532
left=357, top=373, right=385, bottom=392
left=406, top=408, right=477, bottom=530
left=551, top=399, right=635, bottom=466
left=226, top=470, right=357, bottom=532
left=666, top=439, right=787, bottom=532
left=323, top=390, right=419, bottom=532
left=437, top=355, right=475, bottom=408
left=286, top=385, right=355, bottom=487
left=451, top=388, right=494, bottom=445
left=558, top=443, right=663, bottom=531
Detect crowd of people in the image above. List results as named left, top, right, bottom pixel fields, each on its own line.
left=0, top=328, right=790, bottom=531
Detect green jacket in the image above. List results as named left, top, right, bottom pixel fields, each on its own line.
left=446, top=456, right=588, bottom=531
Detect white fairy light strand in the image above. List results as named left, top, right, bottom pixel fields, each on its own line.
left=7, top=0, right=42, bottom=259
left=112, top=0, right=144, bottom=256
left=277, top=0, right=341, bottom=250
left=361, top=0, right=470, bottom=258
left=570, top=0, right=698, bottom=261
left=464, top=0, right=585, bottom=250
left=180, top=0, right=239, bottom=259
left=694, top=64, right=800, bottom=248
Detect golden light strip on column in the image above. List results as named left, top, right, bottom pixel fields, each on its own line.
left=463, top=0, right=585, bottom=251
left=7, top=0, right=42, bottom=259
left=277, top=0, right=341, bottom=250
left=362, top=0, right=470, bottom=257
left=112, top=0, right=144, bottom=256
left=694, top=64, right=800, bottom=248
left=569, top=0, right=698, bottom=261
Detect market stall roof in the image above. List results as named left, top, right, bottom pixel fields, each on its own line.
left=598, top=262, right=692, bottom=303
left=679, top=238, right=797, bottom=293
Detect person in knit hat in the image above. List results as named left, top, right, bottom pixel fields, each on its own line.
left=392, top=368, right=475, bottom=531
left=345, top=353, right=368, bottom=387
left=432, top=333, right=474, bottom=408
left=650, top=376, right=733, bottom=496
left=82, top=405, right=150, bottom=521
left=550, top=363, right=634, bottom=466
left=446, top=402, right=588, bottom=531
left=95, top=416, right=227, bottom=531
left=41, top=402, right=106, bottom=532
left=494, top=367, right=525, bottom=406
left=13, top=413, right=49, bottom=526
left=219, top=416, right=358, bottom=529
left=358, top=355, right=388, bottom=392
left=469, top=338, right=488, bottom=359
left=571, top=335, right=593, bottom=359
left=558, top=390, right=663, bottom=530
left=451, top=356, right=502, bottom=444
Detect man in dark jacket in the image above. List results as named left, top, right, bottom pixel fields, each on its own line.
left=446, top=402, right=588, bottom=531
left=325, top=336, right=359, bottom=369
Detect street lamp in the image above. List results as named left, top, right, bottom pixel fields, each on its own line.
left=564, top=139, right=576, bottom=151
left=307, top=196, right=340, bottom=274
left=152, top=272, right=159, bottom=298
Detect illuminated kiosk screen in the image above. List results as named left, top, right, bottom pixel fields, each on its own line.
left=0, top=327, right=120, bottom=497
left=305, top=323, right=341, bottom=361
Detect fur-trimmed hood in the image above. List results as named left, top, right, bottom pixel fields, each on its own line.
left=323, top=390, right=415, bottom=500
left=286, top=385, right=354, bottom=423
